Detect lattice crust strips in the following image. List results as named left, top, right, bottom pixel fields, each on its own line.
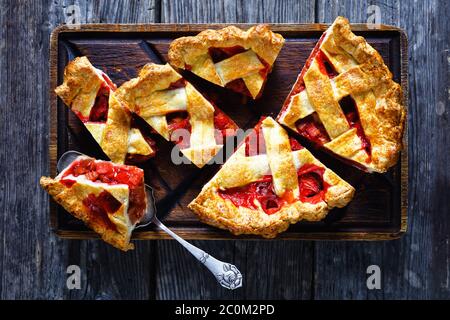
left=278, top=17, right=405, bottom=173
left=188, top=117, right=355, bottom=238
left=55, top=57, right=154, bottom=164
left=116, top=63, right=228, bottom=168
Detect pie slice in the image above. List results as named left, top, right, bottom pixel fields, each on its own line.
left=116, top=63, right=238, bottom=168
left=168, top=24, right=284, bottom=99
left=188, top=117, right=355, bottom=238
left=55, top=57, right=155, bottom=164
left=277, top=16, right=406, bottom=173
left=40, top=155, right=147, bottom=251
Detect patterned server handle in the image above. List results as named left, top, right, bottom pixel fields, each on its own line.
left=153, top=218, right=243, bottom=290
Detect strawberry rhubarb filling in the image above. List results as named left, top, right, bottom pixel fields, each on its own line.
left=187, top=46, right=271, bottom=98
left=218, top=123, right=329, bottom=214
left=60, top=158, right=146, bottom=226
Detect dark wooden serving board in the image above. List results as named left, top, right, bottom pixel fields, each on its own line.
left=49, top=23, right=408, bottom=240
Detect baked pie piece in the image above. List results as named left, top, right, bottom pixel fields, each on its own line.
left=168, top=24, right=284, bottom=99
left=277, top=16, right=406, bottom=173
left=40, top=156, right=147, bottom=251
left=55, top=57, right=155, bottom=164
left=188, top=117, right=354, bottom=238
left=116, top=63, right=238, bottom=168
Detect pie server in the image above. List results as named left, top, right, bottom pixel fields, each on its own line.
left=57, top=150, right=243, bottom=290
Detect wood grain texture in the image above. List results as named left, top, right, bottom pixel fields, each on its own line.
left=313, top=0, right=450, bottom=299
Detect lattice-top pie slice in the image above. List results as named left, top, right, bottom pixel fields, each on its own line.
left=40, top=156, right=147, bottom=251
left=277, top=17, right=406, bottom=173
left=188, top=117, right=355, bottom=238
left=55, top=57, right=155, bottom=164
left=168, top=24, right=284, bottom=99
left=116, top=63, right=238, bottom=168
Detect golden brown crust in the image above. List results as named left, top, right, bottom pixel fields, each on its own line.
left=100, top=93, right=131, bottom=164
left=188, top=167, right=354, bottom=238
left=116, top=63, right=234, bottom=168
left=188, top=117, right=355, bottom=238
left=54, top=56, right=103, bottom=110
left=278, top=16, right=406, bottom=173
left=40, top=176, right=134, bottom=251
left=168, top=25, right=284, bottom=98
left=328, top=17, right=406, bottom=172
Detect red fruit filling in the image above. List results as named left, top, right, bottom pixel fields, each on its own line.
left=167, top=111, right=192, bottom=149
left=87, top=83, right=110, bottom=123
left=207, top=46, right=271, bottom=98
left=297, top=163, right=329, bottom=204
left=218, top=164, right=328, bottom=214
left=289, top=138, right=304, bottom=151
left=82, top=191, right=121, bottom=231
left=61, top=158, right=146, bottom=224
left=315, top=50, right=339, bottom=78
left=80, top=74, right=117, bottom=123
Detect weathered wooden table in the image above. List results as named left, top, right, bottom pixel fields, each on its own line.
left=1, top=0, right=448, bottom=299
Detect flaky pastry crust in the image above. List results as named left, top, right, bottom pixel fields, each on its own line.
left=116, top=63, right=183, bottom=115
left=169, top=24, right=284, bottom=68
left=188, top=117, right=355, bottom=238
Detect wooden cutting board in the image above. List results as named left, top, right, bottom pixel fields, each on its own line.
left=49, top=23, right=408, bottom=240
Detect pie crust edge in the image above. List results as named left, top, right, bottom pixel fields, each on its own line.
left=40, top=176, right=134, bottom=251
left=168, top=24, right=285, bottom=70
left=332, top=16, right=406, bottom=172
left=188, top=117, right=355, bottom=238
